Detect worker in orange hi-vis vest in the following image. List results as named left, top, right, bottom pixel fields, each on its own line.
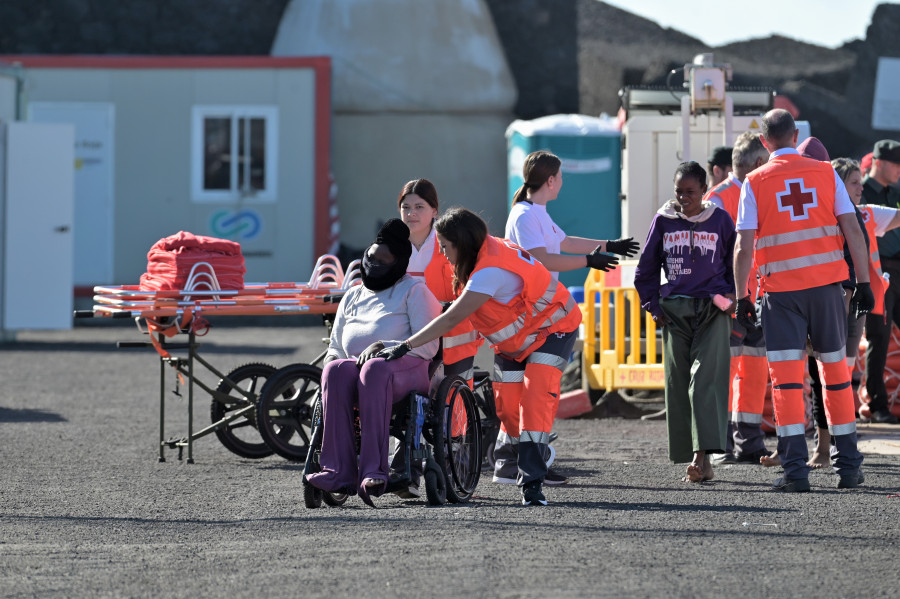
left=391, top=178, right=484, bottom=500
left=379, top=208, right=583, bottom=506
left=763, top=150, right=900, bottom=471
left=733, top=109, right=873, bottom=493
left=807, top=155, right=900, bottom=464
left=397, top=179, right=483, bottom=381
left=707, top=131, right=772, bottom=466
left=704, top=145, right=733, bottom=193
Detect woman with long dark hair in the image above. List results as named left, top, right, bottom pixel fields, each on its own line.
left=380, top=207, right=581, bottom=506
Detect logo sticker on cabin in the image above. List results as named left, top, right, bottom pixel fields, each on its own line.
left=210, top=209, right=262, bottom=240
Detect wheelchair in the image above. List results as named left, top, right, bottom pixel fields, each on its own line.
left=301, top=360, right=484, bottom=507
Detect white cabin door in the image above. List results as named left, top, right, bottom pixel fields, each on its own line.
left=2, top=122, right=75, bottom=329
left=29, top=102, right=114, bottom=285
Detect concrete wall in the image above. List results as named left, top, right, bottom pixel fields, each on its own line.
left=272, top=0, right=516, bottom=244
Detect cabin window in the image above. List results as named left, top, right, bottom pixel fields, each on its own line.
left=192, top=106, right=278, bottom=201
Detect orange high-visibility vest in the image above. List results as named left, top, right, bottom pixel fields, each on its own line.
left=410, top=235, right=481, bottom=364
left=468, top=236, right=581, bottom=361
left=708, top=177, right=761, bottom=298
left=420, top=236, right=457, bottom=303
left=708, top=178, right=741, bottom=222
left=859, top=205, right=887, bottom=315
left=748, top=154, right=848, bottom=293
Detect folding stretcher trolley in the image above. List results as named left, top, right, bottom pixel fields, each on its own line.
left=75, top=255, right=360, bottom=463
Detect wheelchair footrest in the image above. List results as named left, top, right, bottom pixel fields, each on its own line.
left=386, top=477, right=411, bottom=494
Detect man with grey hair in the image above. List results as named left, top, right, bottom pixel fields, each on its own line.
left=707, top=131, right=771, bottom=466
left=733, top=108, right=871, bottom=492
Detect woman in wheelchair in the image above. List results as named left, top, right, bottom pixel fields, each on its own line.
left=304, top=219, right=441, bottom=506
left=381, top=207, right=582, bottom=506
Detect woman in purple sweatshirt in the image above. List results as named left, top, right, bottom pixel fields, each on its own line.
left=634, top=161, right=737, bottom=484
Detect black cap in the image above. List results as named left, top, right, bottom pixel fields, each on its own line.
left=873, top=139, right=900, bottom=164
left=374, top=218, right=412, bottom=263
left=708, top=146, right=733, bottom=167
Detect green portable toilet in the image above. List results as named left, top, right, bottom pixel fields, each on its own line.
left=506, top=114, right=622, bottom=288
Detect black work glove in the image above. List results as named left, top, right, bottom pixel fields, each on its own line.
left=356, top=341, right=385, bottom=368
left=605, top=237, right=640, bottom=258
left=735, top=296, right=757, bottom=330
left=851, top=282, right=875, bottom=319
left=586, top=247, right=620, bottom=272
left=377, top=341, right=412, bottom=361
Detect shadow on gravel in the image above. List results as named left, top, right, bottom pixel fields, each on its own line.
left=0, top=341, right=298, bottom=356
left=561, top=500, right=792, bottom=514
left=0, top=406, right=67, bottom=423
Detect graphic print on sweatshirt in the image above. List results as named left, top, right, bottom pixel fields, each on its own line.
left=662, top=230, right=719, bottom=280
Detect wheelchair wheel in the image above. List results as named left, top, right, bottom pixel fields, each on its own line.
left=421, top=391, right=447, bottom=506
left=438, top=376, right=482, bottom=503
left=256, top=363, right=321, bottom=460
left=303, top=484, right=323, bottom=509
left=210, top=363, right=276, bottom=459
left=473, top=369, right=500, bottom=469
left=302, top=394, right=350, bottom=508
left=424, top=458, right=447, bottom=506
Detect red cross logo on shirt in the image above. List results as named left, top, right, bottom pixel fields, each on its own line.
left=776, top=178, right=818, bottom=221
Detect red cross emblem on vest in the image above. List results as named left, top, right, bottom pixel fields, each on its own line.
left=861, top=208, right=872, bottom=223
left=776, top=178, right=817, bottom=221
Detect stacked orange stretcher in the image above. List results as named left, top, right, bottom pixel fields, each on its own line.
left=84, top=254, right=359, bottom=326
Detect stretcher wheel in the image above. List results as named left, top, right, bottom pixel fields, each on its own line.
left=256, top=363, right=322, bottom=460
left=210, top=363, right=277, bottom=459
left=438, top=376, right=482, bottom=503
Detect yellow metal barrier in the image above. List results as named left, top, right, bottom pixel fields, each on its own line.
left=581, top=263, right=664, bottom=392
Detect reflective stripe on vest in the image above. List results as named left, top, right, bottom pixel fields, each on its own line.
left=762, top=249, right=845, bottom=275
left=443, top=329, right=480, bottom=349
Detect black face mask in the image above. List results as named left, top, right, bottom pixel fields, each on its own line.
left=361, top=253, right=406, bottom=291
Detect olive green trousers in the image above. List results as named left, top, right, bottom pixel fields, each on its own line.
left=659, top=296, right=731, bottom=463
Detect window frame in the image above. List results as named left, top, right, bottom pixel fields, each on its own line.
left=191, top=105, right=279, bottom=203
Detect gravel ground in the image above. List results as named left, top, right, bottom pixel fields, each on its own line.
left=1, top=321, right=899, bottom=599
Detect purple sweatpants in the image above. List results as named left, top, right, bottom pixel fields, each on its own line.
left=305, top=355, right=430, bottom=495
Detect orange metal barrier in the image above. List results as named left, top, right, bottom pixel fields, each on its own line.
left=581, top=262, right=664, bottom=392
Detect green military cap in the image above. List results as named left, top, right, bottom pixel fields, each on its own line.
left=873, top=139, right=900, bottom=163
